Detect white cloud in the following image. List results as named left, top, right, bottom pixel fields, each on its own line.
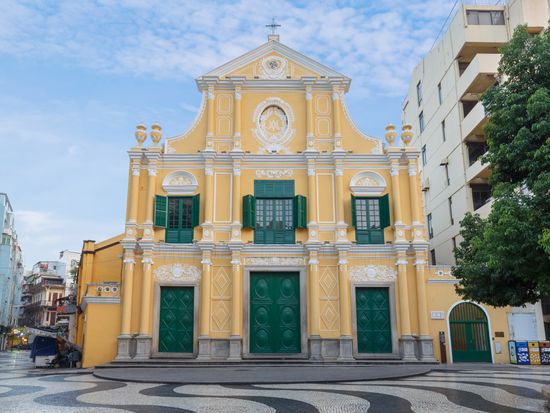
left=0, top=0, right=456, bottom=96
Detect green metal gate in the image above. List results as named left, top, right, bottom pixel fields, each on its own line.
left=158, top=286, right=194, bottom=353
left=356, top=287, right=392, bottom=353
left=449, top=302, right=492, bottom=362
left=250, top=272, right=301, bottom=354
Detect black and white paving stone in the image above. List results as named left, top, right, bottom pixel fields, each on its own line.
left=2, top=351, right=550, bottom=412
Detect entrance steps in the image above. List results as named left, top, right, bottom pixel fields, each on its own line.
left=98, top=358, right=438, bottom=369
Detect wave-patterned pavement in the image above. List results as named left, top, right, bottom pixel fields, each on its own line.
left=2, top=351, right=550, bottom=412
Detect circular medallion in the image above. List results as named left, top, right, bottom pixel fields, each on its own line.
left=259, top=105, right=288, bottom=143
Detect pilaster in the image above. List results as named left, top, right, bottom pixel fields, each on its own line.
left=230, top=152, right=244, bottom=244
left=304, top=152, right=320, bottom=243
left=142, top=148, right=161, bottom=240
left=414, top=247, right=435, bottom=361
left=405, top=151, right=426, bottom=243
left=305, top=245, right=321, bottom=359
left=116, top=244, right=136, bottom=361
left=229, top=246, right=243, bottom=360
left=396, top=245, right=416, bottom=360
left=201, top=154, right=215, bottom=243
left=303, top=77, right=316, bottom=151
left=205, top=82, right=216, bottom=152
left=198, top=247, right=213, bottom=359
left=330, top=82, right=344, bottom=152
left=336, top=246, right=353, bottom=360
left=332, top=152, right=349, bottom=243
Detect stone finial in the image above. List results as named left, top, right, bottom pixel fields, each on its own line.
left=384, top=123, right=397, bottom=147
left=150, top=123, right=162, bottom=146
left=401, top=124, right=414, bottom=146
left=134, top=124, right=147, bottom=147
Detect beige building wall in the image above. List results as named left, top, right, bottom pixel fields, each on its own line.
left=402, top=0, right=549, bottom=340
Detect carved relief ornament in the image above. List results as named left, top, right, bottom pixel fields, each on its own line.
left=154, top=264, right=201, bottom=282
left=244, top=257, right=305, bottom=266
left=349, top=265, right=397, bottom=282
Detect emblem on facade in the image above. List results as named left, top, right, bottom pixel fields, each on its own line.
left=154, top=264, right=201, bottom=282
left=244, top=257, right=305, bottom=266
left=349, top=265, right=397, bottom=282
left=252, top=97, right=295, bottom=153
left=255, top=169, right=294, bottom=179
left=259, top=56, right=287, bottom=79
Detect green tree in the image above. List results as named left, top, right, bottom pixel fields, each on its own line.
left=453, top=25, right=550, bottom=307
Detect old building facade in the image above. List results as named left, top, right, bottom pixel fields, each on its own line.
left=76, top=35, right=512, bottom=367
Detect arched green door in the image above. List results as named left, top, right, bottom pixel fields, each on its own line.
left=450, top=302, right=492, bottom=362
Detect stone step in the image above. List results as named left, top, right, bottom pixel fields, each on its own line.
left=97, top=359, right=438, bottom=369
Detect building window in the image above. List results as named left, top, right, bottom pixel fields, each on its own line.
left=243, top=180, right=307, bottom=244
left=419, top=111, right=425, bottom=132
left=448, top=197, right=454, bottom=225
left=466, top=10, right=505, bottom=25
left=430, top=249, right=437, bottom=265
left=441, top=119, right=446, bottom=142
left=352, top=195, right=390, bottom=244
left=154, top=195, right=200, bottom=243
left=438, top=82, right=443, bottom=105
left=452, top=236, right=457, bottom=252
left=416, top=81, right=422, bottom=106
left=255, top=198, right=295, bottom=244
left=467, top=141, right=488, bottom=165
left=421, top=145, right=427, bottom=166
left=444, top=163, right=450, bottom=186
left=427, top=213, right=434, bottom=239
left=471, top=183, right=492, bottom=210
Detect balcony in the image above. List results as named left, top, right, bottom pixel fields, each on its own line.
left=457, top=53, right=500, bottom=98
left=462, top=101, right=486, bottom=140
left=466, top=158, right=491, bottom=183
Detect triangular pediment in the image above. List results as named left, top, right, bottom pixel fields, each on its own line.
left=202, top=40, right=349, bottom=82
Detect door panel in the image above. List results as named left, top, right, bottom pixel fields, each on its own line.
left=356, top=287, right=392, bottom=353
left=250, top=272, right=301, bottom=354
left=158, top=287, right=194, bottom=353
left=450, top=302, right=492, bottom=362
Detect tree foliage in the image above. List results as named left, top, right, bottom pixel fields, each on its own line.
left=453, top=25, right=550, bottom=306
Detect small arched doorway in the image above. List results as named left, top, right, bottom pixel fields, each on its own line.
left=449, top=302, right=492, bottom=362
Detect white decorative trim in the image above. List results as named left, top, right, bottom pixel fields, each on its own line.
left=349, top=171, right=387, bottom=196
left=435, top=268, right=453, bottom=277
left=252, top=97, right=295, bottom=153
left=142, top=257, right=154, bottom=264
left=255, top=169, right=294, bottom=179
left=305, top=91, right=312, bottom=101
left=162, top=171, right=198, bottom=195
left=205, top=167, right=214, bottom=176
left=132, top=166, right=141, bottom=176
left=123, top=258, right=135, bottom=265
left=154, top=264, right=201, bottom=282
left=396, top=259, right=408, bottom=265
left=335, top=168, right=343, bottom=176
left=148, top=167, right=157, bottom=177
left=390, top=167, right=399, bottom=176
left=259, top=55, right=288, bottom=79
left=307, top=168, right=315, bottom=176
left=233, top=167, right=241, bottom=176
left=244, top=256, right=305, bottom=266
left=349, top=265, right=397, bottom=282
left=408, top=167, right=417, bottom=176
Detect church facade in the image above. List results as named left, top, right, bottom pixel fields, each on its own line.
left=75, top=35, right=511, bottom=367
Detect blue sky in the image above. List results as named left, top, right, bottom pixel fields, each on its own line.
left=0, top=0, right=457, bottom=268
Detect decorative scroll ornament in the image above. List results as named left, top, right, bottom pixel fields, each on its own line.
left=162, top=171, right=198, bottom=195
left=154, top=264, right=201, bottom=282
left=349, top=265, right=397, bottom=282
left=259, top=56, right=287, bottom=79
left=252, top=97, right=295, bottom=153
left=255, top=169, right=294, bottom=179
left=244, top=257, right=305, bottom=266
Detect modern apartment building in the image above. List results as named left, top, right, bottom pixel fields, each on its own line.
left=402, top=0, right=549, bottom=339
left=0, top=193, right=24, bottom=350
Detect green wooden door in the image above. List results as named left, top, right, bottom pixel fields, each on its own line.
left=250, top=272, right=301, bottom=354
left=450, top=302, right=492, bottom=362
left=356, top=287, right=392, bottom=353
left=158, top=287, right=194, bottom=353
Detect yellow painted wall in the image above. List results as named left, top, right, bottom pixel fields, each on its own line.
left=82, top=303, right=121, bottom=368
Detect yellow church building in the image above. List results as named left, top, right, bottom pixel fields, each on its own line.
left=75, top=34, right=512, bottom=367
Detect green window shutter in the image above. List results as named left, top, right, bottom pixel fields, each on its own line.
left=254, top=180, right=294, bottom=198
left=379, top=194, right=391, bottom=228
left=293, top=195, right=307, bottom=229
left=242, top=195, right=256, bottom=228
left=192, top=194, right=200, bottom=227
left=351, top=195, right=357, bottom=227
left=154, top=195, right=167, bottom=228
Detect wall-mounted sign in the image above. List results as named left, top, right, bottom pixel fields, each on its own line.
left=431, top=311, right=445, bottom=320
